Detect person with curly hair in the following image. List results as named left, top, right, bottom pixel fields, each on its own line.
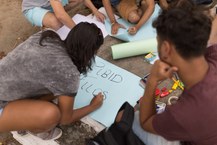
left=0, top=22, right=104, bottom=140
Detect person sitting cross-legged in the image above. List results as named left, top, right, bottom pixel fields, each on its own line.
left=102, top=0, right=155, bottom=35
left=22, top=0, right=105, bottom=30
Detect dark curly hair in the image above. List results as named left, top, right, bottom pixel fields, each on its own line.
left=168, top=0, right=195, bottom=11
left=153, top=0, right=211, bottom=59
left=39, top=22, right=104, bottom=74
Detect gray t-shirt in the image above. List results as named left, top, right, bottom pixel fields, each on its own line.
left=22, top=0, right=69, bottom=12
left=0, top=31, right=80, bottom=108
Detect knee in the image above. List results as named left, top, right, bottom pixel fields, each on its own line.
left=128, top=11, right=141, bottom=24
left=38, top=104, right=61, bottom=129
left=42, top=15, right=63, bottom=30
left=49, top=18, right=63, bottom=30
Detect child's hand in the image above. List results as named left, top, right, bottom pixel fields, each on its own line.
left=111, top=22, right=126, bottom=35
left=149, top=60, right=178, bottom=83
left=90, top=92, right=104, bottom=110
left=128, top=26, right=138, bottom=35
left=94, top=11, right=105, bottom=23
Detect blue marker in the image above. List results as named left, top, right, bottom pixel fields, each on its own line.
left=139, top=73, right=150, bottom=88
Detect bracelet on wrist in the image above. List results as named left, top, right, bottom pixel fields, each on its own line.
left=111, top=21, right=117, bottom=26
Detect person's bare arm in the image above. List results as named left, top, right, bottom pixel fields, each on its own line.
left=208, top=15, right=217, bottom=46
left=64, top=0, right=84, bottom=11
left=102, top=0, right=116, bottom=24
left=128, top=0, right=155, bottom=35
left=50, top=0, right=76, bottom=29
left=102, top=0, right=125, bottom=34
left=84, top=0, right=105, bottom=23
left=58, top=93, right=103, bottom=124
left=140, top=60, right=178, bottom=133
left=139, top=76, right=158, bottom=133
left=159, top=0, right=169, bottom=10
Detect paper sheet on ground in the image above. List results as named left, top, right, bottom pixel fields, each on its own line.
left=105, top=4, right=161, bottom=42
left=74, top=56, right=144, bottom=127
left=87, top=7, right=120, bottom=21
left=11, top=131, right=59, bottom=145
left=56, top=14, right=108, bottom=40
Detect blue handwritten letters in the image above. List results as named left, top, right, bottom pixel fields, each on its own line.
left=74, top=56, right=144, bottom=127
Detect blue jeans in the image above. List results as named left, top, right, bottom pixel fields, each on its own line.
left=110, top=0, right=120, bottom=6
left=132, top=111, right=181, bottom=145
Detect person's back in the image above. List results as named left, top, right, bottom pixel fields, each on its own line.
left=153, top=44, right=217, bottom=145
left=0, top=31, right=79, bottom=108
left=131, top=0, right=217, bottom=144
left=0, top=22, right=104, bottom=141
left=152, top=8, right=217, bottom=144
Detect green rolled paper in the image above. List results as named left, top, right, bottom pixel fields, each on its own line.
left=111, top=38, right=157, bottom=59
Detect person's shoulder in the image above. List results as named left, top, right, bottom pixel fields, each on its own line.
left=27, top=31, right=42, bottom=41
left=48, top=52, right=80, bottom=76
left=207, top=43, right=217, bottom=49
left=59, top=59, right=80, bottom=76
left=205, top=43, right=217, bottom=59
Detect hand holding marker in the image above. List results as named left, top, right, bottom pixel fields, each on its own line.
left=139, top=73, right=150, bottom=88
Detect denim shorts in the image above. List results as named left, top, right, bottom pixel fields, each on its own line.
left=23, top=0, right=69, bottom=27
left=0, top=108, right=3, bottom=117
left=23, top=7, right=50, bottom=27
left=110, top=0, right=121, bottom=6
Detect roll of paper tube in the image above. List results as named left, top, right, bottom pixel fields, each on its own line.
left=111, top=38, right=157, bottom=59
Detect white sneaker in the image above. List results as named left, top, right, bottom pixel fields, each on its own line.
left=17, top=127, right=62, bottom=140
left=29, top=127, right=62, bottom=140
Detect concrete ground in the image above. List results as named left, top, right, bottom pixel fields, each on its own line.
left=0, top=0, right=181, bottom=144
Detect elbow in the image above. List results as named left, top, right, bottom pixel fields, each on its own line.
left=147, top=1, right=155, bottom=14
left=140, top=117, right=150, bottom=131
left=102, top=0, right=107, bottom=5
left=60, top=119, right=71, bottom=125
left=149, top=4, right=155, bottom=14
left=140, top=118, right=156, bottom=133
left=59, top=116, right=78, bottom=125
left=55, top=13, right=65, bottom=22
left=56, top=15, right=63, bottom=21
left=59, top=116, right=73, bottom=125
left=140, top=120, right=147, bottom=130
